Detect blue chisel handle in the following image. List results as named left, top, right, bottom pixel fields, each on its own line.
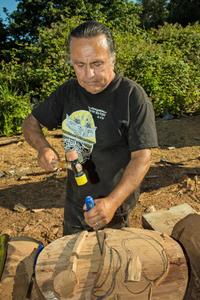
left=85, top=196, right=95, bottom=211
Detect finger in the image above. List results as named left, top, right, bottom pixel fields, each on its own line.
left=93, top=219, right=105, bottom=230
left=84, top=213, right=96, bottom=226
left=42, top=161, right=55, bottom=171
left=86, top=214, right=100, bottom=227
left=43, top=155, right=58, bottom=170
left=84, top=212, right=99, bottom=228
left=84, top=206, right=99, bottom=218
left=83, top=203, right=87, bottom=211
left=83, top=212, right=92, bottom=227
left=51, top=158, right=59, bottom=170
left=92, top=217, right=104, bottom=228
left=44, top=158, right=55, bottom=171
left=38, top=159, right=50, bottom=171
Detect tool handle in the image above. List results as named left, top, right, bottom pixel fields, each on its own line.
left=33, top=243, right=44, bottom=269
left=85, top=196, right=95, bottom=211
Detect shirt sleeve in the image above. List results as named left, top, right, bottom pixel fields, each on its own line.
left=128, top=84, right=158, bottom=151
left=32, top=82, right=67, bottom=130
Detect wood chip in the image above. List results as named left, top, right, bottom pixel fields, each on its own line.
left=0, top=171, right=6, bottom=178
left=13, top=203, right=28, bottom=212
left=17, top=175, right=30, bottom=181
left=144, top=205, right=156, bottom=213
left=31, top=208, right=45, bottom=213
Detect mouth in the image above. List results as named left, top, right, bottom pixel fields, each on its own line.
left=83, top=81, right=99, bottom=85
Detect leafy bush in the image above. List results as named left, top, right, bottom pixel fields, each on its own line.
left=115, top=23, right=200, bottom=116
left=0, top=17, right=200, bottom=135
left=149, top=23, right=200, bottom=65
left=0, top=83, right=30, bottom=136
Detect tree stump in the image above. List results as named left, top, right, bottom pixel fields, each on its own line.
left=35, top=228, right=188, bottom=299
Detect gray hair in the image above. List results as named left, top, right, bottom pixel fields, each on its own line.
left=67, top=21, right=116, bottom=60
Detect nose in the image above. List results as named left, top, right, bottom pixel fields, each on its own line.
left=85, top=65, right=95, bottom=79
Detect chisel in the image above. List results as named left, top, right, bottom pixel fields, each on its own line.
left=85, top=196, right=103, bottom=255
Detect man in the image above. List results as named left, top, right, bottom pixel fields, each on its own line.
left=22, top=21, right=158, bottom=235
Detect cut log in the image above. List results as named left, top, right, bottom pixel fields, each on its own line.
left=142, top=203, right=196, bottom=235
left=35, top=228, right=188, bottom=300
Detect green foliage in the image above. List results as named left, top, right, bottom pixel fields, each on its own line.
left=103, top=0, right=141, bottom=33
left=137, top=0, right=169, bottom=29
left=134, top=53, right=199, bottom=115
left=7, top=0, right=71, bottom=43
left=149, top=23, right=200, bottom=64
left=1, top=17, right=80, bottom=100
left=0, top=3, right=200, bottom=135
left=115, top=23, right=200, bottom=115
left=6, top=0, right=140, bottom=44
left=0, top=83, right=30, bottom=136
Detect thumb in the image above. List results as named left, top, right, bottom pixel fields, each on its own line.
left=83, top=203, right=87, bottom=211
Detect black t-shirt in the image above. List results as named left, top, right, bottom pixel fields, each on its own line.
left=32, top=75, right=158, bottom=211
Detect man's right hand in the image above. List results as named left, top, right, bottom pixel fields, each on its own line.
left=22, top=114, right=60, bottom=171
left=38, top=147, right=59, bottom=171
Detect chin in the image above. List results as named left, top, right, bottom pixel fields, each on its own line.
left=84, top=85, right=104, bottom=94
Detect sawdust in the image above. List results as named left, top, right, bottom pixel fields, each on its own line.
left=0, top=115, right=199, bottom=245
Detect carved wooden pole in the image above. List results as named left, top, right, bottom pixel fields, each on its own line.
left=35, top=228, right=188, bottom=300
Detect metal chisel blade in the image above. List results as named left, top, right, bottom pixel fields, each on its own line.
left=95, top=230, right=105, bottom=255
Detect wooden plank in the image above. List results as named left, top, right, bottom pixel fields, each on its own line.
left=142, top=203, right=196, bottom=235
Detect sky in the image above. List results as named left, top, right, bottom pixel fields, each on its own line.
left=0, top=0, right=17, bottom=23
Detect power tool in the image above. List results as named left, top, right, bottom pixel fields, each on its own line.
left=65, top=149, right=88, bottom=186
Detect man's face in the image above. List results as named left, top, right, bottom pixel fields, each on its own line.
left=70, top=35, right=115, bottom=94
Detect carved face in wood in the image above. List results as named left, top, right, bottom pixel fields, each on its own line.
left=35, top=228, right=188, bottom=299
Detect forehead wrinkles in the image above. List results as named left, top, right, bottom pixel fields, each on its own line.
left=70, top=36, right=111, bottom=61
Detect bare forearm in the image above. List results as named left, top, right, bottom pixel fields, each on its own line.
left=108, top=149, right=151, bottom=210
left=22, top=114, right=50, bottom=151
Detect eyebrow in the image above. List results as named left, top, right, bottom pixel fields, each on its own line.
left=73, top=59, right=104, bottom=64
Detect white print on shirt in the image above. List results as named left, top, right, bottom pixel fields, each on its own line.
left=62, top=110, right=97, bottom=163
left=88, top=106, right=107, bottom=120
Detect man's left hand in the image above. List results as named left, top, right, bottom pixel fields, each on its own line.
left=83, top=197, right=117, bottom=229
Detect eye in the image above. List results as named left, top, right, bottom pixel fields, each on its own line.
left=76, top=63, right=84, bottom=68
left=93, top=62, right=103, bottom=67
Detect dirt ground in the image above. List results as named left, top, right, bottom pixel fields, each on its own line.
left=0, top=115, right=200, bottom=246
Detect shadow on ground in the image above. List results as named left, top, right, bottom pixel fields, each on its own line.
left=0, top=176, right=66, bottom=210
left=142, top=165, right=199, bottom=192
left=156, top=115, right=200, bottom=148
left=0, top=165, right=199, bottom=210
